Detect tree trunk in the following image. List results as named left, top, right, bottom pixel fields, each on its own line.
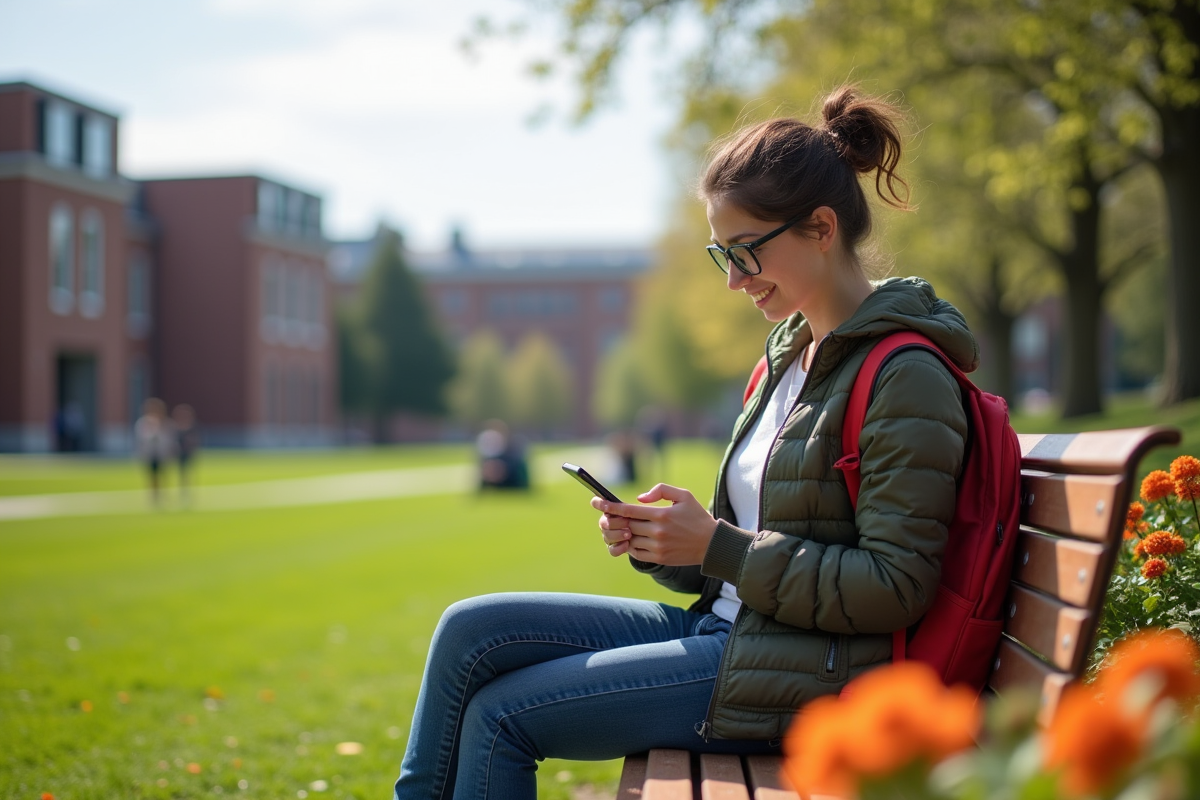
left=1059, top=177, right=1105, bottom=418
left=979, top=254, right=1017, bottom=405
left=1155, top=102, right=1200, bottom=404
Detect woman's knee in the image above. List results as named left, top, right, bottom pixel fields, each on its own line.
left=431, top=593, right=519, bottom=654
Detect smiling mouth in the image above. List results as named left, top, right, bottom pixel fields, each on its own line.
left=749, top=286, right=774, bottom=304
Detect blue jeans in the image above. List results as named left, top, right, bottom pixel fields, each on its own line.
left=393, top=592, right=779, bottom=800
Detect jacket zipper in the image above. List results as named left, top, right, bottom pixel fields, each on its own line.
left=700, top=332, right=826, bottom=741
left=825, top=636, right=839, bottom=674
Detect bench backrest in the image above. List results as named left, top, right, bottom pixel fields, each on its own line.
left=988, top=425, right=1181, bottom=723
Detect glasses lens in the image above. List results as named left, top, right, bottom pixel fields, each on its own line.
left=728, top=246, right=761, bottom=276
left=707, top=247, right=730, bottom=274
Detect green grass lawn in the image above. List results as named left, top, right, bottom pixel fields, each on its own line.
left=3, top=396, right=1195, bottom=800
left=1009, top=394, right=1200, bottom=473
left=0, top=441, right=726, bottom=800
left=0, top=445, right=476, bottom=498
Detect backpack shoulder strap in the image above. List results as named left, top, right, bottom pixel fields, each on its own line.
left=743, top=355, right=769, bottom=407
left=833, top=330, right=964, bottom=666
left=834, top=331, right=966, bottom=507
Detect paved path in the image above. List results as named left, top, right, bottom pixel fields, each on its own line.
left=0, top=447, right=611, bottom=522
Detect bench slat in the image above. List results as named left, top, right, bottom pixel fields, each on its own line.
left=1019, top=472, right=1124, bottom=542
left=644, top=749, right=692, bottom=800
left=1004, top=584, right=1092, bottom=672
left=700, top=754, right=751, bottom=800
left=1018, top=427, right=1180, bottom=476
left=744, top=755, right=800, bottom=800
left=1013, top=528, right=1107, bottom=608
left=988, top=638, right=1072, bottom=725
left=617, top=752, right=648, bottom=799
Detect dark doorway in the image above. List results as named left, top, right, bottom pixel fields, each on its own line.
left=55, top=354, right=98, bottom=451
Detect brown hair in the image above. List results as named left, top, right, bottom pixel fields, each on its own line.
left=700, top=85, right=909, bottom=259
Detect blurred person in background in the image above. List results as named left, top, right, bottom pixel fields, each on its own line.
left=134, top=398, right=176, bottom=506
left=476, top=419, right=529, bottom=490
left=172, top=404, right=200, bottom=503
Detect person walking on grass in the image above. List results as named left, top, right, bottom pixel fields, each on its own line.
left=392, top=85, right=973, bottom=800
left=171, top=403, right=200, bottom=503
left=134, top=397, right=176, bottom=507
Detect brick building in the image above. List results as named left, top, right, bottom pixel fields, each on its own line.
left=329, top=227, right=652, bottom=438
left=0, top=80, right=335, bottom=452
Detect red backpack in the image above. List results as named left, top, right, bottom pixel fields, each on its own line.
left=743, top=331, right=1022, bottom=692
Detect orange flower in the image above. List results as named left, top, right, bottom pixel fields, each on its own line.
left=1132, top=540, right=1147, bottom=560
left=1044, top=683, right=1146, bottom=797
left=1137, top=521, right=1150, bottom=535
left=1123, top=527, right=1137, bottom=540
left=1141, top=531, right=1188, bottom=557
left=1141, top=470, right=1174, bottom=502
left=1141, top=558, right=1168, bottom=579
left=41, top=794, right=54, bottom=800
left=1170, top=455, right=1200, bottom=481
left=79, top=700, right=92, bottom=713
left=1127, top=502, right=1145, bottom=525
left=784, top=662, right=979, bottom=797
left=784, top=695, right=856, bottom=798
left=1098, top=629, right=1200, bottom=711
left=186, top=762, right=202, bottom=774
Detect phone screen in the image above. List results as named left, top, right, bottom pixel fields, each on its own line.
left=561, top=462, right=622, bottom=503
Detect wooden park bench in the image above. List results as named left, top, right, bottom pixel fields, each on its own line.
left=614, top=425, right=1182, bottom=800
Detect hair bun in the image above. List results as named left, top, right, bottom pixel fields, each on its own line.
left=821, top=86, right=908, bottom=207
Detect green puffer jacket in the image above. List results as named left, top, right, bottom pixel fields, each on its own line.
left=634, top=277, right=974, bottom=741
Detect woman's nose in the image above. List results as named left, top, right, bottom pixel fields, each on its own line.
left=726, top=262, right=749, bottom=291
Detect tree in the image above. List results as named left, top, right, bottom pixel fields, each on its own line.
left=448, top=330, right=510, bottom=426
left=506, top=333, right=574, bottom=435
left=593, top=336, right=656, bottom=428
left=336, top=304, right=377, bottom=415
left=498, top=0, right=1175, bottom=415
left=358, top=228, right=456, bottom=436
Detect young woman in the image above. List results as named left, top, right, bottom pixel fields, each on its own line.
left=393, top=85, right=972, bottom=800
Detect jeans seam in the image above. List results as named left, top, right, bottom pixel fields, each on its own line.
left=480, top=676, right=714, bottom=799
left=437, top=637, right=603, bottom=800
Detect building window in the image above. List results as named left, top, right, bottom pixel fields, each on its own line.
left=304, top=196, right=321, bottom=237
left=599, top=287, right=625, bottom=313
left=49, top=204, right=74, bottom=314
left=265, top=363, right=279, bottom=425
left=82, top=116, right=112, bottom=179
left=44, top=100, right=76, bottom=167
left=439, top=289, right=468, bottom=317
left=127, top=252, right=151, bottom=338
left=287, top=191, right=305, bottom=235
left=79, top=209, right=105, bottom=318
left=128, top=358, right=148, bottom=424
left=260, top=255, right=282, bottom=343
left=257, top=181, right=282, bottom=232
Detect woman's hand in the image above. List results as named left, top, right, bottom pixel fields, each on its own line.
left=593, top=484, right=718, bottom=565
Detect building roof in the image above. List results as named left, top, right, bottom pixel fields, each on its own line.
left=327, top=227, right=654, bottom=286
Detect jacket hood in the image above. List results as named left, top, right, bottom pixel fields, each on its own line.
left=770, top=276, right=979, bottom=376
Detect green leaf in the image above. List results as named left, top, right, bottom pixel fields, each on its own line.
left=1143, top=595, right=1160, bottom=613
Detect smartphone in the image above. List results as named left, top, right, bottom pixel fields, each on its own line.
left=561, top=462, right=623, bottom=503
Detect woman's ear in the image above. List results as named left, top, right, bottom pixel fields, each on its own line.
left=811, top=206, right=838, bottom=252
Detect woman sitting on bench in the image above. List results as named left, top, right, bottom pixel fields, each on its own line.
left=392, top=85, right=972, bottom=800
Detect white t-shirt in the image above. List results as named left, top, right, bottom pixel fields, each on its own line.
left=712, top=353, right=809, bottom=622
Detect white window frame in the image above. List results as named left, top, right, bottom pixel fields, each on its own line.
left=79, top=208, right=105, bottom=318
left=49, top=203, right=74, bottom=315
left=45, top=100, right=76, bottom=167
left=82, top=116, right=112, bottom=179
left=127, top=252, right=151, bottom=338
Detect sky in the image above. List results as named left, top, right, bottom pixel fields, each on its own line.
left=0, top=0, right=692, bottom=251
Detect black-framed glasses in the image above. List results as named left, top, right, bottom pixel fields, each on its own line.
left=706, top=215, right=803, bottom=276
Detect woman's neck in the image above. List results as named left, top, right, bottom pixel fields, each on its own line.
left=802, top=262, right=875, bottom=350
